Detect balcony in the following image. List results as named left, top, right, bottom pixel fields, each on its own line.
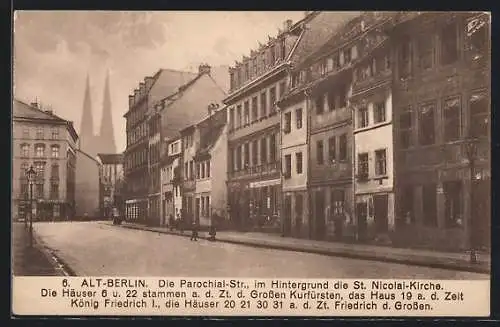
left=229, top=161, right=280, bottom=180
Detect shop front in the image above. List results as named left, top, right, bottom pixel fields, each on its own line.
left=125, top=198, right=148, bottom=223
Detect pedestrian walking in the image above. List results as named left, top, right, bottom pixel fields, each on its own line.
left=190, top=221, right=199, bottom=241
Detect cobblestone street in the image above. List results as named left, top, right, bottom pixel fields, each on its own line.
left=32, top=221, right=488, bottom=279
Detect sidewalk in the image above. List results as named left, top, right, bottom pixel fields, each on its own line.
left=12, top=222, right=69, bottom=276
left=105, top=221, right=490, bottom=274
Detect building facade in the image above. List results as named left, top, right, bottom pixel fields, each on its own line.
left=160, top=137, right=182, bottom=225
left=96, top=153, right=124, bottom=217
left=388, top=12, right=491, bottom=250
left=75, top=149, right=100, bottom=218
left=12, top=100, right=78, bottom=221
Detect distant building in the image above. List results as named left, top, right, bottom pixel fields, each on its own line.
left=12, top=99, right=78, bottom=221
left=75, top=149, right=100, bottom=218
left=96, top=153, right=124, bottom=217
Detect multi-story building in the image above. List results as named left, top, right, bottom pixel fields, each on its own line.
left=181, top=125, right=197, bottom=225
left=278, top=11, right=361, bottom=238
left=160, top=136, right=182, bottom=225
left=193, top=107, right=228, bottom=227
left=387, top=12, right=491, bottom=250
left=96, top=153, right=124, bottom=217
left=225, top=14, right=321, bottom=232
left=75, top=149, right=100, bottom=218
left=12, top=100, right=78, bottom=221
left=145, top=64, right=226, bottom=226
left=350, top=14, right=395, bottom=242
left=123, top=68, right=199, bottom=223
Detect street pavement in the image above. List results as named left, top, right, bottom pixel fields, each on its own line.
left=33, top=221, right=488, bottom=279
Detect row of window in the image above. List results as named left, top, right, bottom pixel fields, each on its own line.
left=315, top=85, right=349, bottom=115
left=149, top=142, right=161, bottom=164
left=230, top=134, right=278, bottom=172
left=21, top=127, right=59, bottom=140
left=124, top=148, right=148, bottom=171
left=357, top=149, right=387, bottom=181
left=196, top=160, right=211, bottom=180
left=20, top=162, right=59, bottom=180
left=283, top=152, right=303, bottom=178
left=316, top=134, right=348, bottom=165
left=127, top=104, right=147, bottom=130
left=399, top=91, right=489, bottom=149
left=148, top=115, right=161, bottom=137
left=169, top=141, right=181, bottom=156
left=228, top=82, right=285, bottom=132
left=20, top=144, right=60, bottom=158
left=19, top=179, right=60, bottom=199
left=354, top=54, right=391, bottom=83
left=196, top=195, right=211, bottom=217
left=357, top=101, right=387, bottom=129
left=127, top=122, right=148, bottom=147
left=283, top=108, right=303, bottom=134
left=397, top=20, right=488, bottom=80
left=230, top=38, right=287, bottom=91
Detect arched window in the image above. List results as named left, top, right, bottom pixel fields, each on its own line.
left=51, top=145, right=60, bottom=158
left=20, top=144, right=29, bottom=157
left=35, top=144, right=45, bottom=158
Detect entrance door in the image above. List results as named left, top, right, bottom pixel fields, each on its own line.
left=315, top=190, right=326, bottom=240
left=357, top=202, right=368, bottom=241
left=283, top=195, right=292, bottom=236
left=195, top=198, right=200, bottom=224
left=374, top=194, right=389, bottom=234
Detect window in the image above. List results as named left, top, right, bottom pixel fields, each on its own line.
left=269, top=87, right=277, bottom=114
left=374, top=101, right=386, bottom=123
left=284, top=112, right=291, bottom=134
left=441, top=23, right=458, bottom=65
left=333, top=52, right=340, bottom=69
left=20, top=178, right=28, bottom=197
left=51, top=128, right=59, bottom=140
left=50, top=183, right=59, bottom=199
left=384, top=55, right=391, bottom=70
left=21, top=144, right=29, bottom=157
left=470, top=91, right=489, bottom=137
left=260, top=138, right=267, bottom=164
left=189, top=160, right=194, bottom=180
left=229, top=108, right=235, bottom=130
left=252, top=140, right=258, bottom=166
left=244, top=143, right=250, bottom=168
left=279, top=81, right=286, bottom=99
left=316, top=140, right=324, bottom=165
left=260, top=91, right=267, bottom=117
left=245, top=62, right=250, bottom=80
left=327, top=91, right=336, bottom=111
left=332, top=189, right=345, bottom=215
left=244, top=101, right=250, bottom=125
left=35, top=144, right=45, bottom=157
left=316, top=95, right=324, bottom=115
left=422, top=183, right=437, bottom=226
left=443, top=97, right=461, bottom=141
left=343, top=48, right=352, bottom=65
left=35, top=182, right=44, bottom=199
left=295, top=193, right=303, bottom=222
left=184, top=162, right=188, bottom=178
left=419, top=102, right=436, bottom=145
left=51, top=145, right=59, bottom=158
left=206, top=161, right=210, bottom=178
left=270, top=134, right=276, bottom=162
left=253, top=57, right=258, bottom=75
left=36, top=127, right=44, bottom=139
left=236, top=105, right=242, bottom=128
left=399, top=186, right=415, bottom=225
left=296, top=152, right=303, bottom=174
left=358, top=153, right=369, bottom=180
left=399, top=37, right=412, bottom=79
left=468, top=16, right=489, bottom=61
left=284, top=154, right=292, bottom=178
left=358, top=106, right=369, bottom=128
left=417, top=35, right=434, bottom=70
left=23, top=128, right=29, bottom=138
left=375, top=149, right=387, bottom=176
left=443, top=181, right=463, bottom=228
left=339, top=85, right=347, bottom=108
left=319, top=60, right=327, bottom=75
left=328, top=136, right=336, bottom=163
left=280, top=39, right=286, bottom=60
left=351, top=45, right=358, bottom=61
left=399, top=109, right=413, bottom=149
left=235, top=146, right=241, bottom=170
left=371, top=58, right=377, bottom=76
left=339, top=134, right=347, bottom=161
left=296, top=108, right=303, bottom=129
left=51, top=164, right=59, bottom=179
left=291, top=73, right=299, bottom=88
left=251, top=97, right=258, bottom=122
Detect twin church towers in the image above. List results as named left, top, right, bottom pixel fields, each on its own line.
left=79, top=71, right=117, bottom=158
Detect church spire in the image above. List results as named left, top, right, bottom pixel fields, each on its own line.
left=79, top=73, right=95, bottom=154
left=98, top=70, right=117, bottom=154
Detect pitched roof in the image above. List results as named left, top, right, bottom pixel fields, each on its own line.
left=13, top=99, right=66, bottom=122
left=97, top=153, right=124, bottom=164
left=289, top=11, right=362, bottom=68
left=149, top=69, right=199, bottom=106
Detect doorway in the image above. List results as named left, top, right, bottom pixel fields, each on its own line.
left=374, top=194, right=389, bottom=234
left=283, top=195, right=292, bottom=236
left=315, top=190, right=326, bottom=240
left=356, top=202, right=368, bottom=241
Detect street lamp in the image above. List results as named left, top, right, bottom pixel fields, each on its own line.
left=464, top=137, right=479, bottom=264
left=25, top=165, right=37, bottom=248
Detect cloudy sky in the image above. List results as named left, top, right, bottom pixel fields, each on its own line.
left=13, top=11, right=306, bottom=152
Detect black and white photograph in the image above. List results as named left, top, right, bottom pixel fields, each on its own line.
left=12, top=10, right=490, bottom=308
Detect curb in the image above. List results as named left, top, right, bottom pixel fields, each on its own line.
left=110, top=223, right=490, bottom=275
left=32, top=232, right=77, bottom=277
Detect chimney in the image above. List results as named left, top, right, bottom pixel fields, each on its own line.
left=134, top=89, right=140, bottom=103
left=30, top=101, right=38, bottom=109
left=198, top=63, right=211, bottom=75
left=145, top=76, right=154, bottom=90
left=44, top=110, right=53, bottom=115
left=128, top=95, right=134, bottom=108
left=284, top=19, right=293, bottom=31
left=139, top=82, right=145, bottom=97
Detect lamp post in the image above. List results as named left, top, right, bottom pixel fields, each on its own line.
left=25, top=165, right=37, bottom=248
left=464, top=137, right=479, bottom=264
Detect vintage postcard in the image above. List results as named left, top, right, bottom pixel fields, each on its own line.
left=11, top=11, right=491, bottom=317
